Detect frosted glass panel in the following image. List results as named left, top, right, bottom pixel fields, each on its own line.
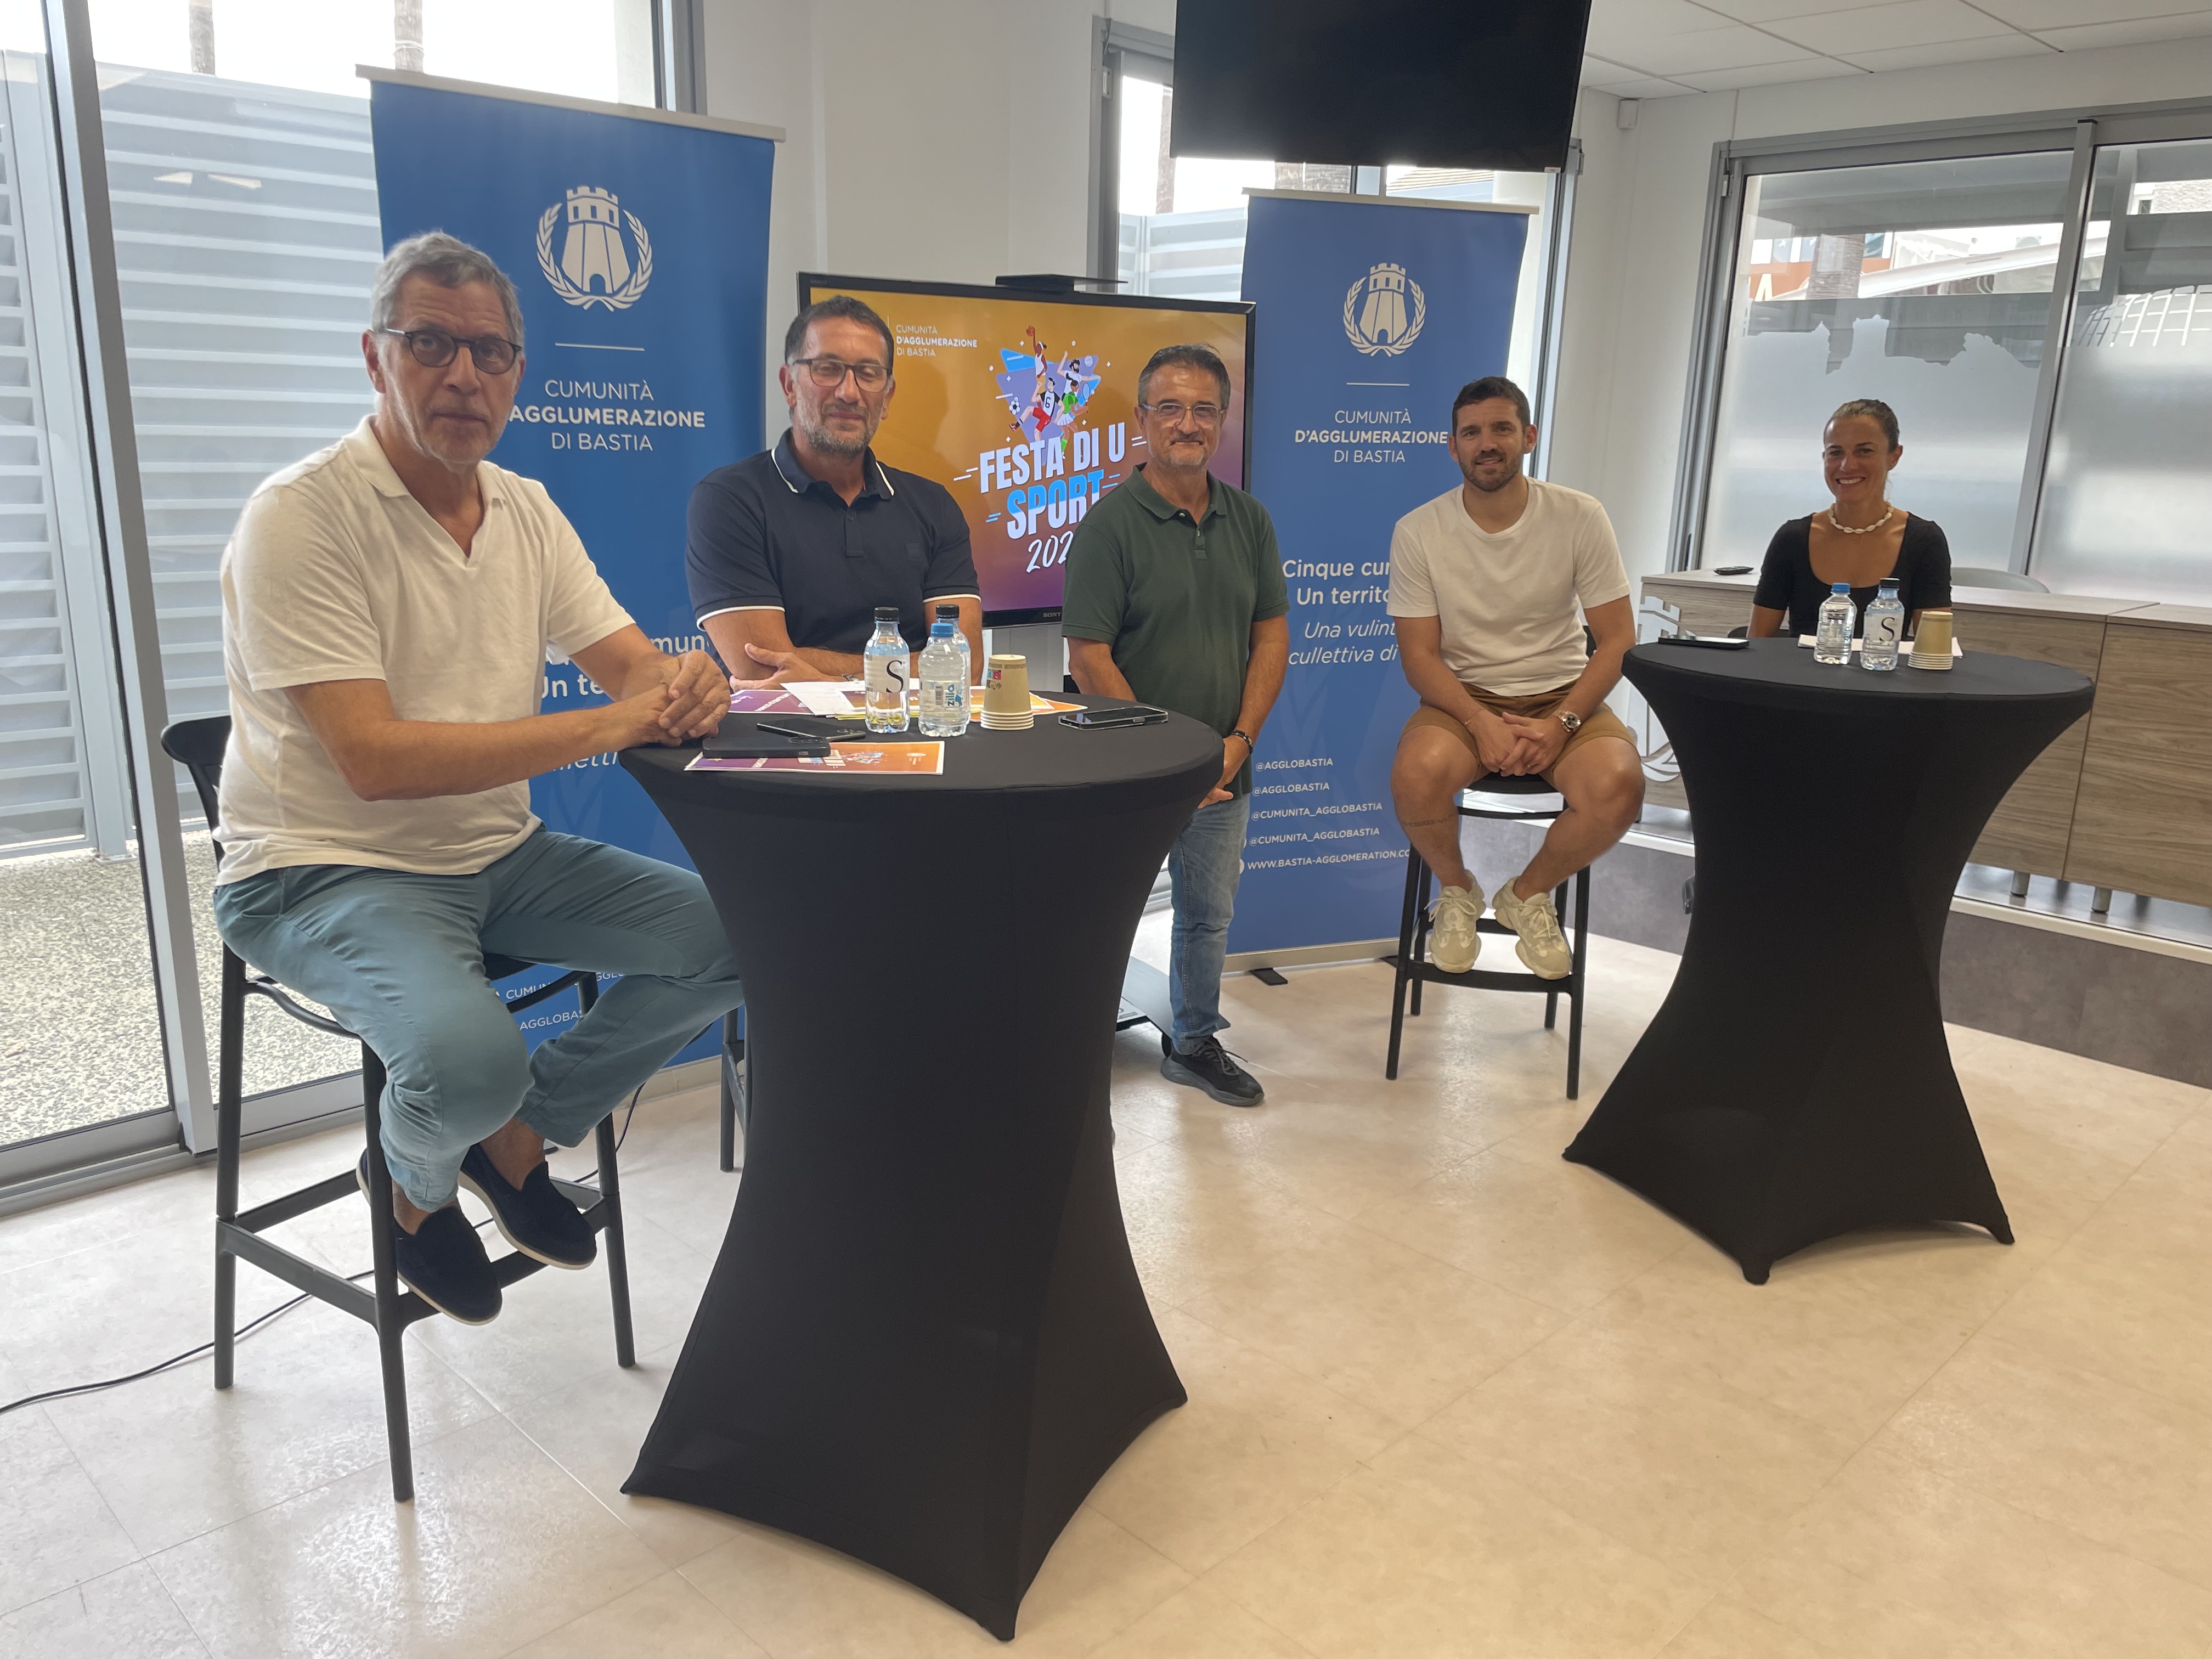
left=2029, top=139, right=2212, bottom=603
left=1703, top=154, right=2072, bottom=572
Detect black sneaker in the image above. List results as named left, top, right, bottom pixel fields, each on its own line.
left=458, top=1142, right=596, bottom=1269
left=357, top=1152, right=502, bottom=1324
left=1160, top=1033, right=1266, bottom=1107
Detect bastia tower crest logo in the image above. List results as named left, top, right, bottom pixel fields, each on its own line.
left=1344, top=262, right=1425, bottom=356
left=538, top=185, right=652, bottom=311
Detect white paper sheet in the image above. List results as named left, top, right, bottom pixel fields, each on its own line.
left=789, top=681, right=865, bottom=715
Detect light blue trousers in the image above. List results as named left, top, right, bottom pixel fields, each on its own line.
left=1166, top=793, right=1251, bottom=1053
left=213, top=830, right=743, bottom=1211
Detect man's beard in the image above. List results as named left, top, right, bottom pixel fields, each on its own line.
left=797, top=400, right=876, bottom=457
left=1462, top=452, right=1523, bottom=494
left=391, top=397, right=499, bottom=471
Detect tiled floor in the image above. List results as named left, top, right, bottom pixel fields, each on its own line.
left=4, top=934, right=2211, bottom=1658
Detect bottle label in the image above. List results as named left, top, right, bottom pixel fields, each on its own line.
left=1869, top=614, right=1901, bottom=647
left=866, top=654, right=906, bottom=698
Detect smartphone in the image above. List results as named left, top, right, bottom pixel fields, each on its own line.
left=1059, top=703, right=1169, bottom=730
left=756, top=715, right=857, bottom=742
left=703, top=716, right=833, bottom=758
left=1651, top=634, right=1750, bottom=650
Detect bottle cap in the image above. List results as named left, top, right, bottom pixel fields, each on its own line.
left=935, top=605, right=958, bottom=623
left=1831, top=582, right=1850, bottom=594
left=874, top=606, right=899, bottom=622
left=1878, top=577, right=1899, bottom=590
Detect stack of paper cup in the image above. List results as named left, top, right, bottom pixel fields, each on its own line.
left=981, top=653, right=1034, bottom=729
left=1909, top=610, right=1956, bottom=670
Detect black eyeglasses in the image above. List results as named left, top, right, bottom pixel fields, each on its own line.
left=376, top=326, right=521, bottom=375
left=789, top=356, right=890, bottom=390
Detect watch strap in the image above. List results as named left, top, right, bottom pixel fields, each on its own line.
left=1228, top=729, right=1254, bottom=747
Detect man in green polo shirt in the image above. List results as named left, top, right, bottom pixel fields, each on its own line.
left=1064, top=344, right=1289, bottom=1108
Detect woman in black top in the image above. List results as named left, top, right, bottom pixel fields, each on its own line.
left=1749, top=399, right=1951, bottom=637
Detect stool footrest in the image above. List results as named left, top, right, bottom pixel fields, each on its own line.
left=234, top=1170, right=359, bottom=1234
left=1388, top=957, right=1576, bottom=995
left=221, top=1221, right=377, bottom=1324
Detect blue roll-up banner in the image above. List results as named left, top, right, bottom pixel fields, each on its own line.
left=368, top=75, right=774, bottom=1052
left=1231, top=193, right=1532, bottom=960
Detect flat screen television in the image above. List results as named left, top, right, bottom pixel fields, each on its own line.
left=1169, top=0, right=1592, bottom=175
left=796, top=274, right=1255, bottom=626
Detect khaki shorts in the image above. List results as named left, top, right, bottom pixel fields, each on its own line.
left=1402, top=682, right=1637, bottom=785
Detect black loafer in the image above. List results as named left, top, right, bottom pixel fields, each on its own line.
left=458, top=1142, right=596, bottom=1269
left=1161, top=1033, right=1266, bottom=1107
left=357, top=1152, right=502, bottom=1324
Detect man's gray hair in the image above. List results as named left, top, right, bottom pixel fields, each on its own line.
left=369, top=231, right=526, bottom=346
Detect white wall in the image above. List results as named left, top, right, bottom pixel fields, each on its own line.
left=697, top=0, right=1145, bottom=442
left=1545, top=35, right=2212, bottom=582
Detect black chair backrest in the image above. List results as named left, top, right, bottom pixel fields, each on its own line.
left=161, top=715, right=231, bottom=838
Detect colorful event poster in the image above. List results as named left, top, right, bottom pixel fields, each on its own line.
left=798, top=278, right=1251, bottom=621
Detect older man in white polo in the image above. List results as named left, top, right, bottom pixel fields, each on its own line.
left=213, top=232, right=744, bottom=1324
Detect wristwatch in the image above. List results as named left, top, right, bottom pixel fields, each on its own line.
left=1556, top=710, right=1584, bottom=735
left=1228, top=729, right=1255, bottom=749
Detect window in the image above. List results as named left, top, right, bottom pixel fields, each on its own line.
left=1702, top=153, right=2073, bottom=573
left=2028, top=136, right=2212, bottom=603
left=1682, top=104, right=2212, bottom=605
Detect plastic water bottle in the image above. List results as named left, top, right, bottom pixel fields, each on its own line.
left=918, top=606, right=969, bottom=737
left=863, top=606, right=909, bottom=733
left=1815, top=582, right=1855, bottom=665
left=1860, top=578, right=1904, bottom=672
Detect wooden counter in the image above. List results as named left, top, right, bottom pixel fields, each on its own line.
left=1634, top=573, right=2205, bottom=902
left=2063, top=605, right=2212, bottom=908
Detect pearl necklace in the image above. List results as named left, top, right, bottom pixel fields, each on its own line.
left=1827, top=504, right=1894, bottom=536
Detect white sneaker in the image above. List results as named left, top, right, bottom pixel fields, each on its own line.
left=1492, top=880, right=1571, bottom=979
left=1425, top=880, right=1485, bottom=974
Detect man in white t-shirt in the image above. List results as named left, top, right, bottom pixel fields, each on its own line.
left=213, top=233, right=743, bottom=1324
left=1387, top=376, right=1643, bottom=980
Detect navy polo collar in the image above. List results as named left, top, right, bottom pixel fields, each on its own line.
left=771, top=429, right=896, bottom=502
left=1125, top=462, right=1222, bottom=526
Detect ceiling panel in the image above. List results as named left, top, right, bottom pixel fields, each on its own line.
left=1672, top=58, right=1868, bottom=90
left=2035, top=10, right=2212, bottom=48
left=1580, top=0, right=2212, bottom=94
left=1762, top=0, right=2020, bottom=54
left=1840, top=32, right=2057, bottom=69
left=1595, top=73, right=1708, bottom=98
left=1974, top=0, right=2212, bottom=27
left=1613, top=22, right=1826, bottom=73
left=1694, top=0, right=1895, bottom=19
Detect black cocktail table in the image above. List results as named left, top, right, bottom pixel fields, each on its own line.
left=618, top=702, right=1219, bottom=1640
left=1565, top=639, right=2094, bottom=1283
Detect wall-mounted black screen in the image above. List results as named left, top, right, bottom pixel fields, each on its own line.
left=1169, top=0, right=1592, bottom=175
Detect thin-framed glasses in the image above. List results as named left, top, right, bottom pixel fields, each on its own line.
left=375, top=326, right=521, bottom=375
left=1140, top=400, right=1224, bottom=426
left=790, top=356, right=890, bottom=390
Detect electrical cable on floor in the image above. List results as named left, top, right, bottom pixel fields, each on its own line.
left=3, top=1059, right=678, bottom=1419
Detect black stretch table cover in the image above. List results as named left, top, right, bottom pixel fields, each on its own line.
left=1565, top=640, right=2094, bottom=1283
left=619, top=703, right=1219, bottom=1640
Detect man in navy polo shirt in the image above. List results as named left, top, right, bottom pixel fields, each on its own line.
left=687, top=296, right=982, bottom=687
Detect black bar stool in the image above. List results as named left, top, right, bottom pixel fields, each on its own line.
left=718, top=1011, right=748, bottom=1172
left=161, top=715, right=635, bottom=1503
left=1385, top=774, right=1592, bottom=1098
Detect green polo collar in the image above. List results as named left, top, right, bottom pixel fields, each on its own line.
left=1125, top=462, right=1224, bottom=526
